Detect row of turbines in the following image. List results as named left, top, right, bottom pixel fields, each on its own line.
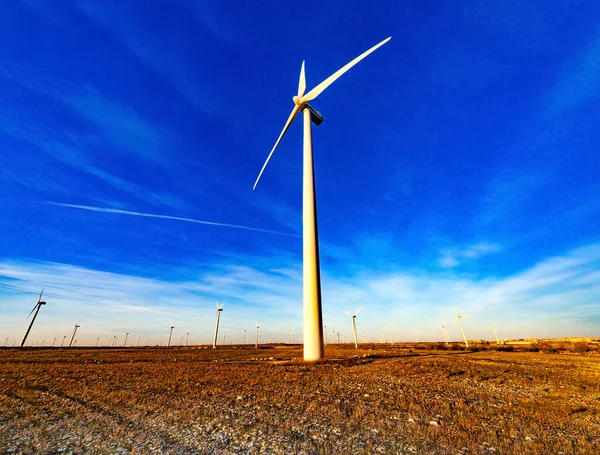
left=14, top=290, right=500, bottom=349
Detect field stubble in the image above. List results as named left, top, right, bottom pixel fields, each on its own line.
left=0, top=345, right=599, bottom=454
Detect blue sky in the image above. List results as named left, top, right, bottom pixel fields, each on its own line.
left=1, top=1, right=599, bottom=346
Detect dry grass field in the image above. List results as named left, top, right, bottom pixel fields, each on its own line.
left=1, top=344, right=599, bottom=454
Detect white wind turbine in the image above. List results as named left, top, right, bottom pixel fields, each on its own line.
left=253, top=37, right=392, bottom=361
left=453, top=309, right=472, bottom=348
left=255, top=324, right=260, bottom=348
left=124, top=332, right=129, bottom=347
left=413, top=329, right=419, bottom=344
left=213, top=303, right=224, bottom=349
left=441, top=323, right=450, bottom=345
left=344, top=308, right=362, bottom=349
left=487, top=324, right=500, bottom=344
left=167, top=325, right=174, bottom=347
left=21, top=289, right=46, bottom=347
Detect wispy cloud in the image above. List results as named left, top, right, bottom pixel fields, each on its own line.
left=43, top=201, right=299, bottom=238
left=438, top=241, right=501, bottom=269
left=76, top=0, right=212, bottom=111
left=1, top=242, right=598, bottom=345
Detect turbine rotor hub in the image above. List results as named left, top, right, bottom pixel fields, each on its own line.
left=292, top=95, right=304, bottom=106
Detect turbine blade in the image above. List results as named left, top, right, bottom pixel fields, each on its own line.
left=298, top=60, right=306, bottom=98
left=37, top=288, right=44, bottom=304
left=300, top=36, right=391, bottom=103
left=253, top=105, right=301, bottom=190
left=344, top=311, right=352, bottom=316
left=27, top=303, right=38, bottom=318
left=453, top=318, right=458, bottom=328
left=355, top=308, right=362, bottom=315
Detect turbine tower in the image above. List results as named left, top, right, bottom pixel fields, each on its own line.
left=185, top=332, right=190, bottom=347
left=344, top=308, right=362, bottom=349
left=255, top=325, right=260, bottom=348
left=167, top=325, right=174, bottom=347
left=253, top=37, right=391, bottom=361
left=453, top=309, right=472, bottom=348
left=487, top=324, right=500, bottom=343
left=213, top=303, right=224, bottom=349
left=124, top=332, right=129, bottom=347
left=21, top=289, right=46, bottom=347
left=69, top=324, right=79, bottom=348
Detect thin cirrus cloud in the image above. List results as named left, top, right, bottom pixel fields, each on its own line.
left=438, top=242, right=501, bottom=268
left=42, top=201, right=299, bottom=238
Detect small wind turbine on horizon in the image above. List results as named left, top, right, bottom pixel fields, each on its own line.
left=255, top=324, right=260, bottom=348
left=21, top=289, right=46, bottom=347
left=213, top=303, right=224, bottom=349
left=69, top=324, right=79, bottom=348
left=413, top=329, right=419, bottom=344
left=167, top=325, right=174, bottom=347
left=124, top=332, right=129, bottom=347
left=185, top=332, right=190, bottom=347
left=253, top=37, right=392, bottom=361
left=344, top=308, right=362, bottom=349
left=453, top=309, right=472, bottom=348
left=487, top=324, right=500, bottom=344
left=441, top=324, right=450, bottom=345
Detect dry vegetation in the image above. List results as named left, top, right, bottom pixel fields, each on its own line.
left=1, top=343, right=599, bottom=454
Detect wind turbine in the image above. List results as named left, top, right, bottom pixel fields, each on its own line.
left=441, top=324, right=450, bottom=345
left=52, top=337, right=56, bottom=347
left=453, top=309, right=472, bottom=348
left=69, top=324, right=79, bottom=348
left=487, top=324, right=500, bottom=344
left=124, top=332, right=129, bottom=347
left=388, top=324, right=394, bottom=345
left=323, top=325, right=327, bottom=346
left=413, top=329, right=419, bottom=344
left=243, top=328, right=247, bottom=345
left=61, top=335, right=66, bottom=347
left=112, top=336, right=117, bottom=347
left=344, top=308, right=362, bottom=349
left=185, top=332, right=190, bottom=347
left=21, top=289, right=46, bottom=347
left=96, top=337, right=100, bottom=347
left=213, top=302, right=224, bottom=349
left=255, top=325, right=260, bottom=348
left=167, top=325, right=174, bottom=347
left=253, top=37, right=392, bottom=361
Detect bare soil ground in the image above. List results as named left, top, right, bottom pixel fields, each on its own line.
left=1, top=344, right=599, bottom=454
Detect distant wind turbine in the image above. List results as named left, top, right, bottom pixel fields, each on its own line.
left=323, top=325, right=327, bottom=346
left=255, top=325, right=260, bottom=348
left=21, top=289, right=46, bottom=347
left=69, top=324, right=80, bottom=348
left=253, top=37, right=392, bottom=361
left=167, top=326, right=174, bottom=347
left=185, top=332, right=190, bottom=348
left=441, top=324, right=450, bottom=345
left=52, top=337, right=57, bottom=347
left=388, top=324, right=394, bottom=345
left=453, top=309, right=472, bottom=348
left=487, top=324, right=500, bottom=344
left=213, top=303, right=224, bottom=349
left=61, top=335, right=66, bottom=347
left=413, top=329, right=419, bottom=344
left=124, top=332, right=129, bottom=347
left=344, top=308, right=362, bottom=349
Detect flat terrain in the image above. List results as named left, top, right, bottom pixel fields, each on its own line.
left=1, top=345, right=599, bottom=454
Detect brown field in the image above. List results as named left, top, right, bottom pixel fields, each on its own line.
left=1, top=343, right=599, bottom=454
